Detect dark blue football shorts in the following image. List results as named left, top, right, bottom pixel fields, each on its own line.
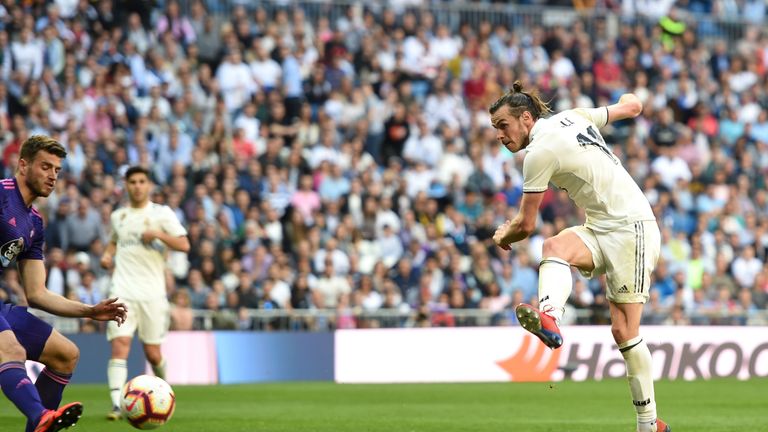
left=0, top=302, right=54, bottom=361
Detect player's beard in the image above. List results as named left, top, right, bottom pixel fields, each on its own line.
left=505, top=135, right=529, bottom=153
left=520, top=134, right=530, bottom=149
left=512, top=132, right=530, bottom=151
left=26, top=176, right=53, bottom=198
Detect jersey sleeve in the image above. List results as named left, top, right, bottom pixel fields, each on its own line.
left=19, top=215, right=44, bottom=261
left=160, top=206, right=187, bottom=237
left=522, top=147, right=559, bottom=193
left=571, top=107, right=609, bottom=129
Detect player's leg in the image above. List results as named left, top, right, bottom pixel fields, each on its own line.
left=606, top=221, right=667, bottom=432
left=34, top=330, right=79, bottom=410
left=537, top=228, right=596, bottom=321
left=516, top=227, right=600, bottom=349
left=144, top=344, right=166, bottom=380
left=138, top=299, right=171, bottom=380
left=106, top=300, right=137, bottom=420
left=609, top=302, right=668, bottom=432
left=3, top=303, right=74, bottom=411
left=0, top=328, right=48, bottom=427
left=107, top=336, right=131, bottom=419
left=3, top=304, right=83, bottom=432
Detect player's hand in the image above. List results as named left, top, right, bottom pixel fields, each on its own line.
left=90, top=298, right=128, bottom=326
left=100, top=254, right=113, bottom=270
left=141, top=230, right=159, bottom=244
left=493, top=220, right=513, bottom=251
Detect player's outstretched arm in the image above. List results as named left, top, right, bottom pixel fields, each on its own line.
left=89, top=298, right=128, bottom=324
left=493, top=191, right=545, bottom=249
left=141, top=230, right=191, bottom=252
left=18, top=259, right=127, bottom=325
left=606, top=93, right=643, bottom=123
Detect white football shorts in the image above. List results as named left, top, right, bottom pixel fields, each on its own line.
left=566, top=220, right=661, bottom=304
left=106, top=297, right=170, bottom=345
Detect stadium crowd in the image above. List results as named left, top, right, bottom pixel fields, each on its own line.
left=0, top=0, right=767, bottom=331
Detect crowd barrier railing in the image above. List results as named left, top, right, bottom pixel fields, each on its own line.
left=179, top=0, right=756, bottom=44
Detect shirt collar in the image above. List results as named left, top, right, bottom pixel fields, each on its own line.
left=528, top=118, right=545, bottom=146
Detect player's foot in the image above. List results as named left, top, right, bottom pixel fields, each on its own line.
left=515, top=303, right=563, bottom=349
left=34, top=402, right=83, bottom=432
left=655, top=418, right=670, bottom=432
left=106, top=406, right=122, bottom=420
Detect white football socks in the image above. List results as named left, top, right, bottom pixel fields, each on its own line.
left=537, top=257, right=573, bottom=324
left=107, top=358, right=128, bottom=409
left=619, top=336, right=657, bottom=431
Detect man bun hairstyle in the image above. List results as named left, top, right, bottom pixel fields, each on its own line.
left=489, top=80, right=553, bottom=119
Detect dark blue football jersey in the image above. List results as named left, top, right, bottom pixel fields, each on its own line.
left=0, top=178, right=45, bottom=270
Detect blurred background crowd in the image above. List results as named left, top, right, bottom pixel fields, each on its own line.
left=0, top=0, right=767, bottom=331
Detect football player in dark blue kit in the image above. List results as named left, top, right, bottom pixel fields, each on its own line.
left=0, top=135, right=127, bottom=432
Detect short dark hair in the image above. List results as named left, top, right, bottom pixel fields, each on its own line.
left=19, top=135, right=67, bottom=163
left=124, top=165, right=151, bottom=181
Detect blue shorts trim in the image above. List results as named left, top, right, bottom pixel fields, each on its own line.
left=0, top=302, right=53, bottom=361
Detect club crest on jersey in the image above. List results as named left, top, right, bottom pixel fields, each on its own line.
left=0, top=237, right=24, bottom=267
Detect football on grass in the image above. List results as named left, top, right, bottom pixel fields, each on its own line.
left=121, top=374, right=176, bottom=429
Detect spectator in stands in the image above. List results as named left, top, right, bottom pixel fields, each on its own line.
left=155, top=0, right=195, bottom=46
left=75, top=270, right=102, bottom=305
left=0, top=0, right=762, bottom=336
left=735, top=288, right=759, bottom=325
left=732, top=245, right=763, bottom=289
left=185, top=269, right=210, bottom=310
left=10, top=27, right=44, bottom=81
left=169, top=288, right=194, bottom=331
left=480, top=281, right=511, bottom=325
left=205, top=291, right=236, bottom=330
left=662, top=304, right=691, bottom=325
left=509, top=251, right=538, bottom=303
left=313, top=259, right=351, bottom=309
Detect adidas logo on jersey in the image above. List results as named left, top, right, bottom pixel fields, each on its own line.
left=618, top=285, right=629, bottom=293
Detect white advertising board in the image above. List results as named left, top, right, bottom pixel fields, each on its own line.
left=145, top=331, right=218, bottom=384
left=335, top=326, right=768, bottom=383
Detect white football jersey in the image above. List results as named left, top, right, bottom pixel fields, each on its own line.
left=109, top=202, right=187, bottom=300
left=523, top=107, right=655, bottom=232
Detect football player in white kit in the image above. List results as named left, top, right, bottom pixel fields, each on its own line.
left=100, top=166, right=190, bottom=420
left=490, top=82, right=669, bottom=432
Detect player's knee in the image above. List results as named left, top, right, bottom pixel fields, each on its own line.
left=542, top=237, right=565, bottom=258
left=64, top=343, right=80, bottom=371
left=0, top=340, right=27, bottom=362
left=610, top=323, right=630, bottom=344
left=51, top=340, right=80, bottom=373
left=110, top=337, right=132, bottom=358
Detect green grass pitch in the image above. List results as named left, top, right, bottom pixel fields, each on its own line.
left=1, top=379, right=765, bottom=431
